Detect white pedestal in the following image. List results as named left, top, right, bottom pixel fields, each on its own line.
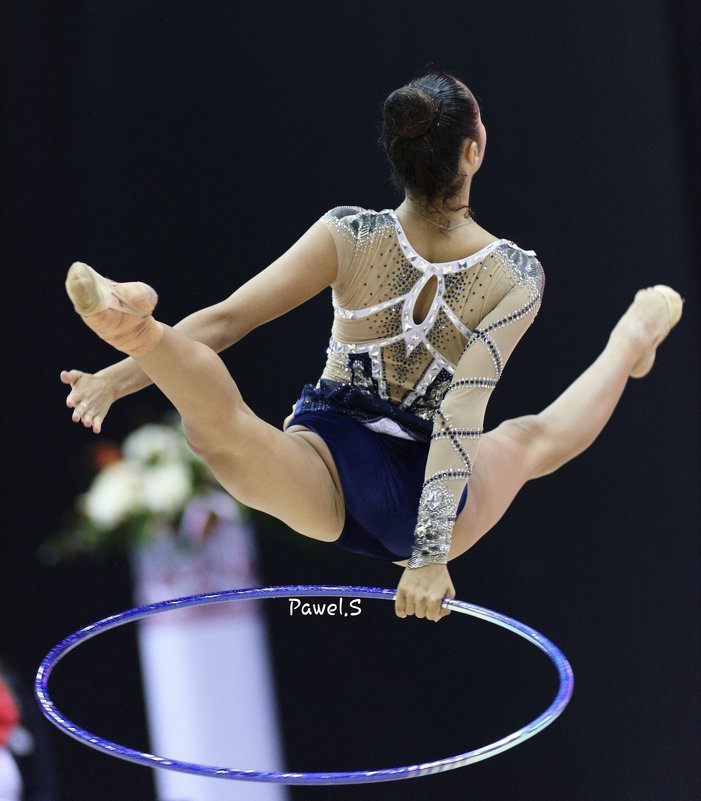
left=131, top=495, right=288, bottom=801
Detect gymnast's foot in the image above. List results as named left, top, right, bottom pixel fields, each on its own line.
left=65, top=262, right=163, bottom=356
left=614, top=285, right=683, bottom=378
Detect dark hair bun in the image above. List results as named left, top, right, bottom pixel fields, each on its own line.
left=383, top=86, right=437, bottom=140
left=381, top=72, right=480, bottom=205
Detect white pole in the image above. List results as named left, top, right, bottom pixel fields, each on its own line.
left=131, top=495, right=288, bottom=801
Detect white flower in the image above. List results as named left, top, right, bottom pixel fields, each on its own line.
left=82, top=462, right=143, bottom=527
left=123, top=424, right=185, bottom=465
left=138, top=461, right=192, bottom=516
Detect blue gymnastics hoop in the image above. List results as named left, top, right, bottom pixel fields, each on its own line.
left=35, top=585, right=573, bottom=785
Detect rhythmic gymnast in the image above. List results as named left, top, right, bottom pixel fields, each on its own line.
left=61, top=72, right=682, bottom=623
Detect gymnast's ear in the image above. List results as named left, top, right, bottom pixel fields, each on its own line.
left=462, top=138, right=481, bottom=170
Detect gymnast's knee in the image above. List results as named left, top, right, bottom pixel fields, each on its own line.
left=495, top=415, right=559, bottom=478
left=182, top=408, right=252, bottom=461
left=496, top=415, right=545, bottom=447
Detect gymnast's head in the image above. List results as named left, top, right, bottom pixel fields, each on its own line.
left=381, top=72, right=484, bottom=210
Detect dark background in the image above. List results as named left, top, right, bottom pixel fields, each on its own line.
left=1, top=1, right=699, bottom=799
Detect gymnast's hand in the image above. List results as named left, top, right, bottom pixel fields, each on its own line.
left=394, top=564, right=456, bottom=622
left=61, top=369, right=115, bottom=434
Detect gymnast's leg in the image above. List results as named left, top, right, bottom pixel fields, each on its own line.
left=65, top=263, right=345, bottom=541
left=449, top=286, right=682, bottom=559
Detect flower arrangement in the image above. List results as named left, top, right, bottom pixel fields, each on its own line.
left=44, top=417, right=224, bottom=562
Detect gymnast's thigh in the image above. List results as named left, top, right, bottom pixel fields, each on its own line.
left=201, top=414, right=345, bottom=543
left=448, top=422, right=535, bottom=561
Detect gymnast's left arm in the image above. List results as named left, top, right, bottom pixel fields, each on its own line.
left=62, top=220, right=339, bottom=432
left=395, top=253, right=545, bottom=621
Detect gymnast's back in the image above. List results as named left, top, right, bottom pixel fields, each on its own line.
left=316, top=205, right=545, bottom=425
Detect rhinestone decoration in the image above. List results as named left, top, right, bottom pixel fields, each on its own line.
left=349, top=354, right=378, bottom=393
left=316, top=208, right=546, bottom=566
left=472, top=328, right=503, bottom=378
left=317, top=207, right=546, bottom=565
left=407, top=482, right=456, bottom=567
left=408, top=408, right=477, bottom=568
left=405, top=368, right=453, bottom=419
left=444, top=377, right=499, bottom=395
left=431, top=427, right=483, bottom=441
left=324, top=210, right=542, bottom=420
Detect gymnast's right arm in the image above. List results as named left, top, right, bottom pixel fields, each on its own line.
left=61, top=219, right=339, bottom=432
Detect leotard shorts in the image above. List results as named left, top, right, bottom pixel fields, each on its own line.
left=288, top=382, right=467, bottom=562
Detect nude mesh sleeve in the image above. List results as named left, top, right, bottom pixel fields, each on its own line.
left=319, top=206, right=364, bottom=293
left=408, top=253, right=545, bottom=568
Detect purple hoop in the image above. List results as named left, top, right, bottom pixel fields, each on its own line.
left=35, top=585, right=573, bottom=785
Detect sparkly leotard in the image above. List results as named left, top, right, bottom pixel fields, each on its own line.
left=289, top=206, right=544, bottom=564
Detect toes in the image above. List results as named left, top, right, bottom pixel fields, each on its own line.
left=66, top=263, right=112, bottom=316
left=66, top=263, right=97, bottom=314
left=651, top=285, right=683, bottom=328
left=628, top=286, right=682, bottom=379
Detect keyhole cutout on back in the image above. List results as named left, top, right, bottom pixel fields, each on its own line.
left=412, top=275, right=439, bottom=325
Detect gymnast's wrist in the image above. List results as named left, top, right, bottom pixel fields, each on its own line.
left=97, top=358, right=151, bottom=397
left=409, top=482, right=456, bottom=569
left=407, top=548, right=449, bottom=569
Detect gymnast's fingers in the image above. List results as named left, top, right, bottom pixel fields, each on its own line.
left=395, top=590, right=407, bottom=618
left=92, top=415, right=103, bottom=434
left=61, top=369, right=84, bottom=388
left=437, top=601, right=452, bottom=620
left=62, top=370, right=84, bottom=408
left=72, top=400, right=88, bottom=424
left=437, top=579, right=457, bottom=620
left=426, top=595, right=445, bottom=622
left=71, top=402, right=88, bottom=423
left=63, top=373, right=85, bottom=422
left=412, top=594, right=427, bottom=619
